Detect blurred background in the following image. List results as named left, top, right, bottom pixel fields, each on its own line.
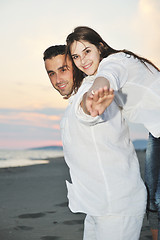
left=0, top=0, right=159, bottom=150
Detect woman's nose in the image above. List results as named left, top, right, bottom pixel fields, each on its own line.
left=81, top=55, right=86, bottom=65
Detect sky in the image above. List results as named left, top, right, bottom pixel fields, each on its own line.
left=0, top=0, right=160, bottom=149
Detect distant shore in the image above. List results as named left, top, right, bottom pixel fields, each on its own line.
left=0, top=150, right=151, bottom=240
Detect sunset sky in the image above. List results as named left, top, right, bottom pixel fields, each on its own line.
left=0, top=0, right=159, bottom=149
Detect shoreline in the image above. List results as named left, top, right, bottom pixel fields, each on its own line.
left=0, top=151, right=151, bottom=240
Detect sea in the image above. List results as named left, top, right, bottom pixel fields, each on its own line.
left=0, top=146, right=64, bottom=168
left=0, top=140, right=147, bottom=169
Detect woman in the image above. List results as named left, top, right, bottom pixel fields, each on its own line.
left=66, top=26, right=160, bottom=240
left=60, top=65, right=146, bottom=240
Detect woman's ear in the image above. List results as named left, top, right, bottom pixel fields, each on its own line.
left=98, top=42, right=104, bottom=56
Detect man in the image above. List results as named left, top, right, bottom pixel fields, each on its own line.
left=43, top=45, right=146, bottom=240
left=43, top=45, right=74, bottom=98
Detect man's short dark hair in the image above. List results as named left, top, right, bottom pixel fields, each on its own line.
left=43, top=45, right=66, bottom=61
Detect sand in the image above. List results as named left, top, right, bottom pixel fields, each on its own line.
left=0, top=150, right=152, bottom=240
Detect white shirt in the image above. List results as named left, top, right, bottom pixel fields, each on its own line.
left=60, top=76, right=146, bottom=217
left=96, top=52, right=160, bottom=137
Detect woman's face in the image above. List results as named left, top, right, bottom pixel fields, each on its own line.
left=70, top=40, right=101, bottom=76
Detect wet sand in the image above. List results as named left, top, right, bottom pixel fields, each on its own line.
left=0, top=150, right=152, bottom=240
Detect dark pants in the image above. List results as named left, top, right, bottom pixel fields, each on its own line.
left=145, top=133, right=160, bottom=238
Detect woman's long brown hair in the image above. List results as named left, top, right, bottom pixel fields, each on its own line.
left=66, top=26, right=159, bottom=92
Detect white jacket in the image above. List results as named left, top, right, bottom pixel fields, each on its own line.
left=96, top=52, right=160, bottom=137
left=60, top=76, right=147, bottom=216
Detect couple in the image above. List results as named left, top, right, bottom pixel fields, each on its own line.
left=43, top=26, right=160, bottom=240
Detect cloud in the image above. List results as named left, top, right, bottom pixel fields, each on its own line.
left=52, top=124, right=60, bottom=130
left=133, top=0, right=160, bottom=66
left=0, top=110, right=61, bottom=129
left=0, top=139, right=62, bottom=149
left=0, top=108, right=64, bottom=149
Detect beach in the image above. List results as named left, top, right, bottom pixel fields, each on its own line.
left=0, top=150, right=152, bottom=240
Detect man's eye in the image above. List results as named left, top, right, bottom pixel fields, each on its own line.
left=61, top=68, right=67, bottom=72
left=49, top=72, right=54, bottom=77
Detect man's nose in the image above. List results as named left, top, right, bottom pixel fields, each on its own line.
left=56, top=74, right=62, bottom=83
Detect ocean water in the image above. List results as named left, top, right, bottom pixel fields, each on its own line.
left=0, top=149, right=64, bottom=168
left=0, top=138, right=147, bottom=169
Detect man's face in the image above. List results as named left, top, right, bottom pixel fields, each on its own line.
left=45, top=55, right=74, bottom=97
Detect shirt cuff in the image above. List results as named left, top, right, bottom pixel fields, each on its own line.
left=75, top=94, right=105, bottom=126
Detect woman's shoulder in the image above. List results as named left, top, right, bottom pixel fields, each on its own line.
left=82, top=75, right=96, bottom=84
left=104, top=52, right=129, bottom=62
left=75, top=75, right=95, bottom=96
left=100, top=52, right=135, bottom=67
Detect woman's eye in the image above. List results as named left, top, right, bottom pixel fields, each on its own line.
left=85, top=49, right=91, bottom=54
left=72, top=55, right=78, bottom=60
